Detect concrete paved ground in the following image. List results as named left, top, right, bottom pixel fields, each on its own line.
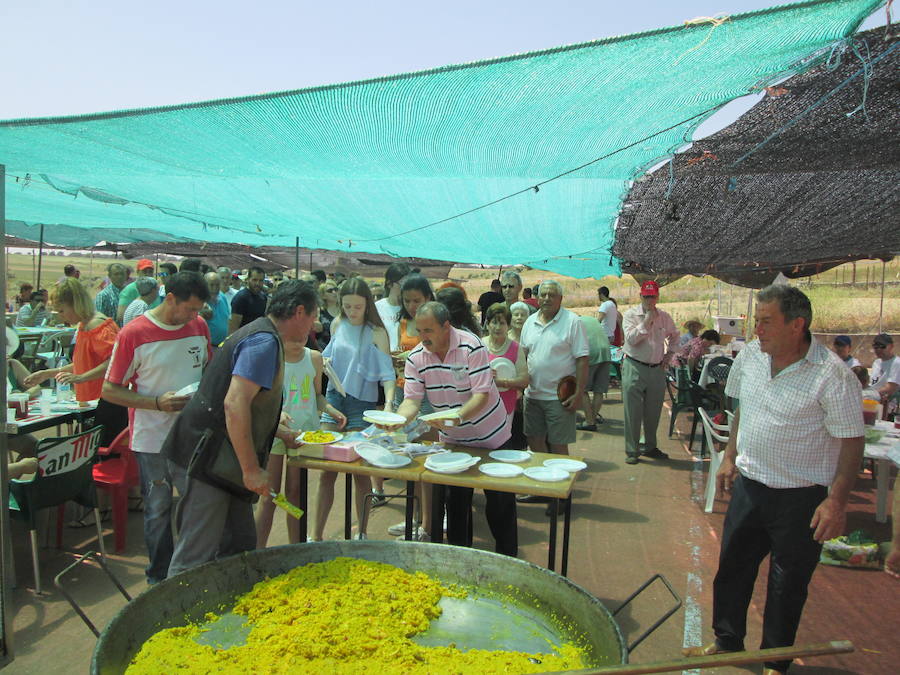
left=6, top=387, right=897, bottom=673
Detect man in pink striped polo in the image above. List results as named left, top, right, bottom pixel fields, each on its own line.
left=392, top=301, right=516, bottom=556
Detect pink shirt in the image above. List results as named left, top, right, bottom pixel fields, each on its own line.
left=404, top=327, right=510, bottom=449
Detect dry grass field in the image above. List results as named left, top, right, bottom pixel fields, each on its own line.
left=6, top=251, right=898, bottom=335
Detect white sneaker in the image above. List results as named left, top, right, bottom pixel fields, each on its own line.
left=387, top=520, right=418, bottom=536
left=396, top=527, right=430, bottom=542
left=353, top=532, right=367, bottom=540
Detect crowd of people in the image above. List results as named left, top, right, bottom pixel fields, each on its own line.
left=6, top=262, right=898, bottom=674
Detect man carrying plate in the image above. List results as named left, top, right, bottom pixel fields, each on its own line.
left=377, top=301, right=516, bottom=556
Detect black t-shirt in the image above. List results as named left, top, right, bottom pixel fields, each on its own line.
left=230, top=288, right=268, bottom=327
left=477, top=291, right=504, bottom=324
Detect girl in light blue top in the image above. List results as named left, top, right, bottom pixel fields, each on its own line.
left=315, top=278, right=395, bottom=540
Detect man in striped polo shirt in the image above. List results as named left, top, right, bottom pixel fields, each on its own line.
left=392, top=301, right=516, bottom=556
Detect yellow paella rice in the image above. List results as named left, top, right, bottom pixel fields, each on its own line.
left=127, top=558, right=587, bottom=674
left=300, top=430, right=337, bottom=443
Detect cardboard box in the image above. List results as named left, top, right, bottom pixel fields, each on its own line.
left=713, top=315, right=745, bottom=337
left=294, top=442, right=360, bottom=462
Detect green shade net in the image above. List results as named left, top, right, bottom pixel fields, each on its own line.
left=0, top=0, right=883, bottom=278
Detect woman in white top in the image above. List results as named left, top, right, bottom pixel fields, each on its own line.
left=256, top=338, right=346, bottom=547
left=315, top=278, right=395, bottom=540
left=374, top=262, right=411, bottom=352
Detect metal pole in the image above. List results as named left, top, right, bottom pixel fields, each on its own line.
left=0, top=163, right=16, bottom=665
left=295, top=237, right=300, bottom=279
left=36, top=223, right=44, bottom=290
left=745, top=288, right=754, bottom=340
left=878, top=260, right=886, bottom=334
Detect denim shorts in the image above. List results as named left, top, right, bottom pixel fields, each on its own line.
left=320, top=390, right=374, bottom=431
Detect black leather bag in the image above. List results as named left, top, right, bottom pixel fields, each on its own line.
left=186, top=428, right=259, bottom=504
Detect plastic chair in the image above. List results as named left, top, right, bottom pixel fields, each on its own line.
left=667, top=365, right=720, bottom=451
left=8, top=425, right=106, bottom=593
left=92, top=427, right=139, bottom=554
left=697, top=408, right=730, bottom=513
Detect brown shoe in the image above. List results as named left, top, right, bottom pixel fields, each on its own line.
left=681, top=642, right=730, bottom=658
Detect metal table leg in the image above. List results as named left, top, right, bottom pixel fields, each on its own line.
left=404, top=480, right=415, bottom=540
left=561, top=497, right=572, bottom=576
left=299, top=468, right=308, bottom=542
left=344, top=473, right=352, bottom=539
left=547, top=498, right=558, bottom=572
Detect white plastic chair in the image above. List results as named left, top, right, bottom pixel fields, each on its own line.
left=697, top=407, right=730, bottom=513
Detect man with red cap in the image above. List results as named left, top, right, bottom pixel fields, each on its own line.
left=117, top=259, right=159, bottom=324
left=621, top=280, right=679, bottom=464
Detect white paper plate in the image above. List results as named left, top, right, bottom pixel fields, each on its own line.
left=489, top=357, right=516, bottom=392
left=479, top=462, right=524, bottom=478
left=362, top=410, right=406, bottom=426
left=425, top=451, right=474, bottom=468
left=354, top=442, right=395, bottom=467
left=367, top=453, right=411, bottom=469
left=425, top=457, right=480, bottom=474
left=488, top=449, right=531, bottom=463
left=296, top=430, right=343, bottom=445
left=418, top=408, right=461, bottom=423
left=543, top=458, right=588, bottom=473
left=523, top=466, right=569, bottom=482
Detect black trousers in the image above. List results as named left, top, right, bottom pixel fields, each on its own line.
left=712, top=474, right=826, bottom=673
left=443, top=487, right=518, bottom=557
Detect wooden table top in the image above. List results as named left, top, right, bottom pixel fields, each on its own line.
left=287, top=452, right=428, bottom=482
left=420, top=447, right=580, bottom=499
left=288, top=445, right=581, bottom=499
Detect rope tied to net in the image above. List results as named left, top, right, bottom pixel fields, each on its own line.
left=728, top=39, right=898, bottom=170
left=674, top=15, right=730, bottom=66
left=845, top=39, right=873, bottom=122
left=664, top=158, right=676, bottom=199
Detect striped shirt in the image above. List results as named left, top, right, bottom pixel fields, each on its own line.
left=404, top=327, right=510, bottom=449
left=724, top=338, right=863, bottom=489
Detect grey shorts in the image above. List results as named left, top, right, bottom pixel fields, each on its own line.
left=523, top=397, right=576, bottom=446
left=587, top=362, right=611, bottom=394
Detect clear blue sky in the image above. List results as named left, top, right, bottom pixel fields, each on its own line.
left=2, top=0, right=885, bottom=121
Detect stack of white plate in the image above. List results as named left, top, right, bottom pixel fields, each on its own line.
left=354, top=442, right=412, bottom=469
left=488, top=450, right=531, bottom=463
left=424, top=452, right=480, bottom=474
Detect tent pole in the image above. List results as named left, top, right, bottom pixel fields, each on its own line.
left=36, top=223, right=44, bottom=290
left=878, top=260, right=886, bottom=334
left=745, top=288, right=754, bottom=340
left=0, top=162, right=17, bottom=665
left=295, top=237, right=300, bottom=279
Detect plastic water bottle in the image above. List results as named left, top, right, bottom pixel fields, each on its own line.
left=57, top=356, right=72, bottom=402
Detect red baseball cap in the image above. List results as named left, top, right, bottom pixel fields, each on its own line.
left=136, top=258, right=154, bottom=271
left=640, top=280, right=660, bottom=297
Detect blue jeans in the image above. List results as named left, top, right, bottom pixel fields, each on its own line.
left=135, top=452, right=182, bottom=584
left=320, top=391, right=374, bottom=430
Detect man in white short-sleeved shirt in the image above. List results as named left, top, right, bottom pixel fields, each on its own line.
left=870, top=333, right=899, bottom=416
left=685, top=285, right=864, bottom=675
left=519, top=280, right=589, bottom=464
left=103, top=271, right=212, bottom=584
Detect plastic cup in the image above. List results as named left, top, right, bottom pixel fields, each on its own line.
left=40, top=388, right=53, bottom=401
left=39, top=399, right=52, bottom=416
left=6, top=407, right=16, bottom=423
